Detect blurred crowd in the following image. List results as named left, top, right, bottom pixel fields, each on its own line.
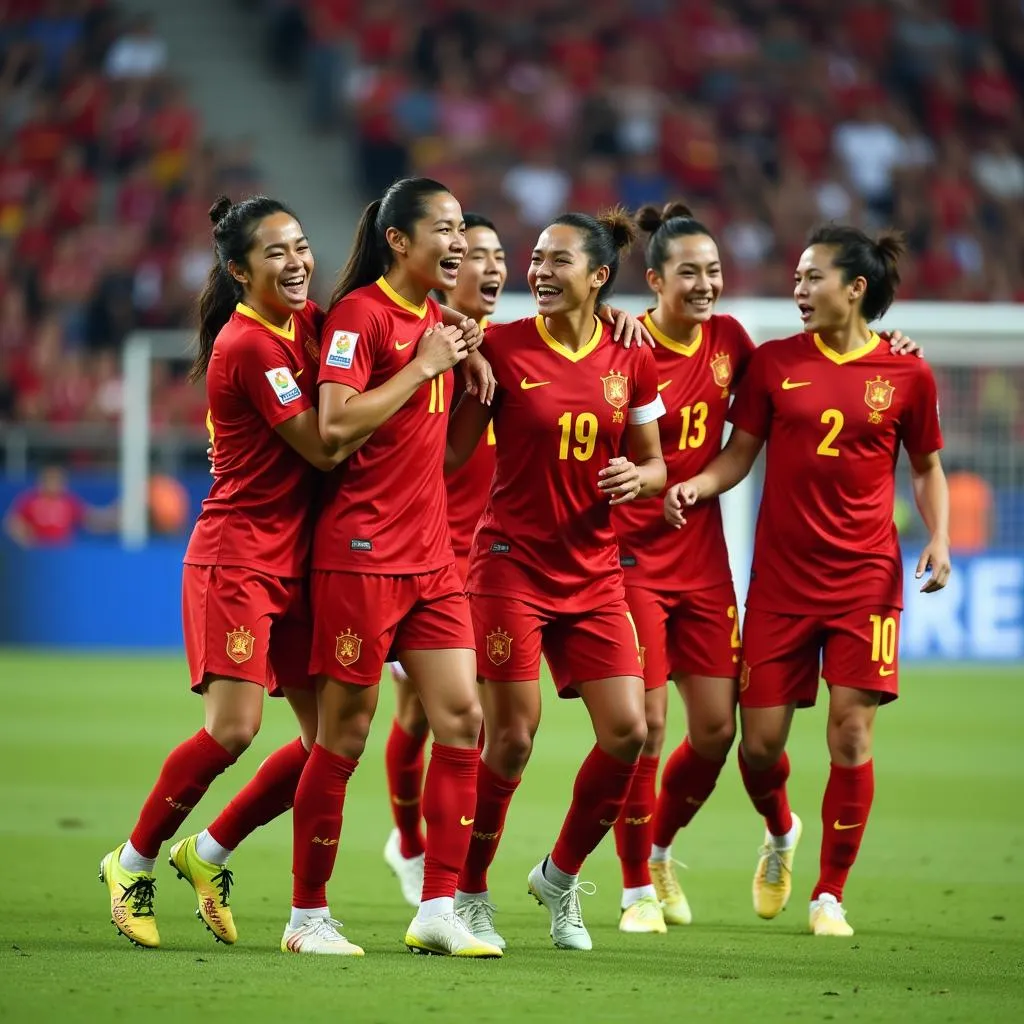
left=268, top=0, right=1024, bottom=303
left=0, top=0, right=259, bottom=428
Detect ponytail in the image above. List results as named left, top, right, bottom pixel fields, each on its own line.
left=807, top=224, right=906, bottom=321
left=329, top=199, right=384, bottom=307
left=550, top=206, right=638, bottom=304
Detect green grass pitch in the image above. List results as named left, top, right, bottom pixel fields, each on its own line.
left=1, top=651, right=1022, bottom=1023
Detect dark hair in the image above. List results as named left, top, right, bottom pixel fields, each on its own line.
left=636, top=200, right=717, bottom=272
left=330, top=177, right=452, bottom=308
left=807, top=224, right=906, bottom=322
left=463, top=212, right=497, bottom=234
left=549, top=206, right=637, bottom=303
left=191, top=194, right=298, bottom=382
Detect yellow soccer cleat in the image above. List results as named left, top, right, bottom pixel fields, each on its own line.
left=809, top=894, right=855, bottom=936
left=650, top=859, right=693, bottom=926
left=752, top=813, right=803, bottom=919
left=169, top=834, right=237, bottom=944
left=618, top=895, right=667, bottom=934
left=99, top=845, right=160, bottom=948
left=281, top=917, right=365, bottom=955
left=405, top=911, right=503, bottom=958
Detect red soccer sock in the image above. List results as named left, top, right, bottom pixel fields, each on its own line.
left=614, top=755, right=659, bottom=887
left=384, top=720, right=428, bottom=858
left=551, top=745, right=639, bottom=877
left=457, top=758, right=521, bottom=894
left=738, top=747, right=793, bottom=837
left=291, top=744, right=358, bottom=909
left=421, top=743, right=479, bottom=901
left=652, top=739, right=726, bottom=848
left=129, top=729, right=237, bottom=858
left=814, top=760, right=875, bottom=902
left=207, top=737, right=309, bottom=851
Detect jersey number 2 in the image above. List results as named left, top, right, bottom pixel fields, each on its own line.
left=816, top=408, right=843, bottom=457
left=557, top=411, right=598, bottom=461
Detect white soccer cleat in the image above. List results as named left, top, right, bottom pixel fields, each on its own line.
left=809, top=893, right=855, bottom=937
left=527, top=861, right=596, bottom=951
left=405, top=911, right=503, bottom=957
left=281, top=917, right=364, bottom=955
left=454, top=892, right=506, bottom=950
left=383, top=828, right=424, bottom=908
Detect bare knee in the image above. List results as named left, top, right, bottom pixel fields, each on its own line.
left=484, top=717, right=537, bottom=777
left=740, top=731, right=786, bottom=771
left=429, top=696, right=482, bottom=750
left=395, top=697, right=430, bottom=739
left=318, top=709, right=374, bottom=761
left=206, top=717, right=260, bottom=757
left=828, top=714, right=873, bottom=766
left=598, top=713, right=648, bottom=763
left=643, top=703, right=666, bottom=759
left=690, top=713, right=736, bottom=762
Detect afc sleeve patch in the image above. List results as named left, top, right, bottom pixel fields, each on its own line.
left=264, top=367, right=302, bottom=405
left=325, top=330, right=360, bottom=369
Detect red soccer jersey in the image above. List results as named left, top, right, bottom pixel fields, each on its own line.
left=185, top=301, right=322, bottom=577
left=466, top=315, right=663, bottom=612
left=11, top=490, right=84, bottom=544
left=312, top=277, right=454, bottom=574
left=614, top=312, right=755, bottom=592
left=445, top=322, right=497, bottom=565
left=729, top=332, right=943, bottom=614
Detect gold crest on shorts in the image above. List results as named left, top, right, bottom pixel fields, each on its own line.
left=710, top=351, right=732, bottom=395
left=226, top=626, right=254, bottom=664
left=739, top=660, right=751, bottom=692
left=601, top=372, right=630, bottom=410
left=485, top=628, right=512, bottom=666
left=335, top=629, right=362, bottom=667
left=864, top=375, right=895, bottom=424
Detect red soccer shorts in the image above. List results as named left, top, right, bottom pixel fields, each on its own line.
left=309, top=564, right=474, bottom=685
left=740, top=605, right=901, bottom=708
left=182, top=564, right=312, bottom=695
left=625, top=582, right=742, bottom=690
left=472, top=593, right=643, bottom=697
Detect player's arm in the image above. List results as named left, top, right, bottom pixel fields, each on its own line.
left=276, top=409, right=367, bottom=471
left=598, top=419, right=666, bottom=505
left=439, top=304, right=483, bottom=353
left=319, top=324, right=467, bottom=447
left=598, top=304, right=654, bottom=348
left=444, top=390, right=493, bottom=472
left=664, top=428, right=764, bottom=528
left=908, top=449, right=951, bottom=593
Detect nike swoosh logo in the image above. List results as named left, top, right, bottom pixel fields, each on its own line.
left=460, top=816, right=475, bottom=826
left=295, top=368, right=303, bottom=378
left=833, top=820, right=863, bottom=831
left=520, top=377, right=551, bottom=390
left=657, top=380, right=672, bottom=392
left=781, top=378, right=812, bottom=390
left=878, top=666, right=895, bottom=677
left=395, top=339, right=415, bottom=351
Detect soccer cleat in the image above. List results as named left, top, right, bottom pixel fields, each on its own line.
left=168, top=834, right=237, bottom=944
left=281, top=917, right=365, bottom=955
left=383, top=828, right=424, bottom=908
left=99, top=845, right=160, bottom=948
left=809, top=894, right=855, bottom=937
left=405, top=911, right=503, bottom=958
left=752, top=813, right=803, bottom=919
left=527, top=861, right=596, bottom=951
left=618, top=895, right=667, bottom=934
left=650, top=858, right=693, bottom=925
left=454, top=892, right=506, bottom=950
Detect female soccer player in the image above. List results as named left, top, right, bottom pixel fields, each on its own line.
left=447, top=209, right=667, bottom=952
left=665, top=225, right=950, bottom=937
left=383, top=212, right=508, bottom=907
left=285, top=177, right=501, bottom=958
left=100, top=195, right=362, bottom=949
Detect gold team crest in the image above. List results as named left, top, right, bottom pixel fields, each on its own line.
left=601, top=372, right=630, bottom=423
left=739, top=660, right=751, bottom=693
left=335, top=629, right=362, bottom=667
left=710, top=351, right=733, bottom=395
left=485, top=628, right=513, bottom=666
left=864, top=375, right=895, bottom=424
left=226, top=626, right=254, bottom=664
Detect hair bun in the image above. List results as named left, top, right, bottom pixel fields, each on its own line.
left=636, top=199, right=694, bottom=235
left=597, top=205, right=638, bottom=253
left=875, top=229, right=907, bottom=265
left=662, top=200, right=694, bottom=221
left=209, top=195, right=233, bottom=226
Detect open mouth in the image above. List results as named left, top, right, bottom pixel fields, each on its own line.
left=687, top=295, right=712, bottom=312
left=534, top=285, right=561, bottom=302
left=280, top=274, right=306, bottom=300
left=480, top=282, right=500, bottom=303
left=439, top=257, right=462, bottom=279
left=797, top=302, right=814, bottom=323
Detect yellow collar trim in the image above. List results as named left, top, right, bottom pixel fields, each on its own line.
left=479, top=316, right=489, bottom=330
left=643, top=311, right=703, bottom=357
left=376, top=276, right=428, bottom=319
left=813, top=331, right=881, bottom=365
left=535, top=315, right=603, bottom=363
left=235, top=303, right=295, bottom=340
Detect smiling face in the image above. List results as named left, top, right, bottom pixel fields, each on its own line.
left=446, top=225, right=507, bottom=320
left=230, top=211, right=313, bottom=319
left=793, top=243, right=865, bottom=333
left=646, top=233, right=722, bottom=328
left=387, top=191, right=467, bottom=294
left=528, top=224, right=608, bottom=316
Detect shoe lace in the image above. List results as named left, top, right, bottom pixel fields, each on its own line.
left=211, top=867, right=233, bottom=907
left=460, top=896, right=497, bottom=933
left=557, top=881, right=596, bottom=930
left=758, top=842, right=790, bottom=886
left=653, top=858, right=687, bottom=901
left=816, top=899, right=847, bottom=922
left=121, top=876, right=157, bottom=917
left=309, top=916, right=346, bottom=940
left=630, top=895, right=663, bottom=919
